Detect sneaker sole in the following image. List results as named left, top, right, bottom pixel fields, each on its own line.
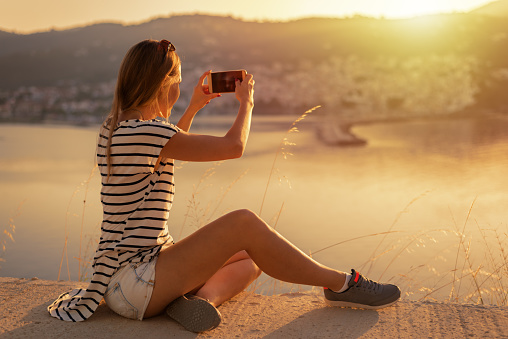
left=324, top=298, right=400, bottom=310
left=166, top=297, right=222, bottom=332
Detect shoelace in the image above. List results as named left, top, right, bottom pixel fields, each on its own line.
left=355, top=275, right=382, bottom=293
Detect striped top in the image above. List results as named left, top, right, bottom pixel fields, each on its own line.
left=48, top=119, right=180, bottom=321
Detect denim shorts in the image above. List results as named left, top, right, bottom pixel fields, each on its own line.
left=104, top=257, right=157, bottom=320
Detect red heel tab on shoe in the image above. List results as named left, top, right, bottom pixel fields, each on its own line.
left=353, top=271, right=360, bottom=283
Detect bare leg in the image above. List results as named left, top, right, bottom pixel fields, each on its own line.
left=194, top=251, right=261, bottom=307
left=144, top=209, right=345, bottom=318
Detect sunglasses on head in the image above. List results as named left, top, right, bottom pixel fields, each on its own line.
left=159, top=39, right=175, bottom=53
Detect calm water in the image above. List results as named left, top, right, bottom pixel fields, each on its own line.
left=1, top=115, right=507, bottom=301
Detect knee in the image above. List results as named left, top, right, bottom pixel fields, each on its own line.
left=223, top=209, right=271, bottom=238
left=227, top=209, right=262, bottom=227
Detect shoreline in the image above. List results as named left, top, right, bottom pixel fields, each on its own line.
left=1, top=277, right=507, bottom=338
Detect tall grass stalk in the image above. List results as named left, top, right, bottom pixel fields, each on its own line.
left=476, top=224, right=504, bottom=304
left=418, top=271, right=476, bottom=302
left=78, top=166, right=97, bottom=280
left=75, top=232, right=99, bottom=282
left=378, top=229, right=447, bottom=281
left=449, top=197, right=481, bottom=303
left=310, top=231, right=401, bottom=257
left=494, top=229, right=508, bottom=304
left=1, top=201, right=24, bottom=269
left=58, top=166, right=97, bottom=281
left=176, top=162, right=248, bottom=241
left=271, top=202, right=285, bottom=230
left=472, top=224, right=508, bottom=305
left=208, top=169, right=249, bottom=221
left=58, top=190, right=78, bottom=281
left=177, top=163, right=219, bottom=241
left=364, top=191, right=430, bottom=276
left=258, top=106, right=320, bottom=217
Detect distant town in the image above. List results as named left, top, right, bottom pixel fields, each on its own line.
left=0, top=81, right=116, bottom=125
left=0, top=78, right=243, bottom=126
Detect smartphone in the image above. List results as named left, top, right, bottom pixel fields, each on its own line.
left=207, top=70, right=246, bottom=93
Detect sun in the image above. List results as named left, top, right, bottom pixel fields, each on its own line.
left=380, top=1, right=459, bottom=18
left=292, top=0, right=481, bottom=21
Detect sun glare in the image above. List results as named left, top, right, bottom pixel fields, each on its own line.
left=379, top=1, right=462, bottom=18
left=288, top=0, right=489, bottom=22
left=0, top=0, right=494, bottom=33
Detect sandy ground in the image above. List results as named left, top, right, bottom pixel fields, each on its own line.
left=1, top=277, right=507, bottom=338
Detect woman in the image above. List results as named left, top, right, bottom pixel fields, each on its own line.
left=48, top=39, right=400, bottom=332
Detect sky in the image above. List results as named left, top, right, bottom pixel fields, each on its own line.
left=0, top=0, right=496, bottom=33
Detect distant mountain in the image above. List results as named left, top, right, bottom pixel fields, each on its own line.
left=1, top=14, right=508, bottom=119
left=471, top=0, right=508, bottom=17
left=1, top=13, right=508, bottom=104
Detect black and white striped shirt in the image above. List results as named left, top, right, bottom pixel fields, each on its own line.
left=48, top=119, right=179, bottom=321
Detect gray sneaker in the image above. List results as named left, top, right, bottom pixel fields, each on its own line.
left=323, top=269, right=400, bottom=310
left=165, top=294, right=222, bottom=332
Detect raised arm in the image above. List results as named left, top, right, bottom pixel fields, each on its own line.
left=161, top=73, right=255, bottom=162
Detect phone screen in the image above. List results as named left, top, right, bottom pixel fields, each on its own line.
left=210, top=70, right=245, bottom=93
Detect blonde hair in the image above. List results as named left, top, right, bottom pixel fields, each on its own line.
left=101, top=39, right=180, bottom=179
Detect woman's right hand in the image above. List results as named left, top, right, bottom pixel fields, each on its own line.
left=189, top=70, right=221, bottom=111
left=235, top=73, right=255, bottom=105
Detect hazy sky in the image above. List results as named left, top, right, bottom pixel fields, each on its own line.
left=0, top=0, right=495, bottom=33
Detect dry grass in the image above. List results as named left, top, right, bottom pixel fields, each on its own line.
left=412, top=222, right=508, bottom=305
left=252, top=199, right=507, bottom=306
left=248, top=111, right=508, bottom=304
left=258, top=105, right=320, bottom=217
left=0, top=201, right=24, bottom=270
left=46, top=107, right=507, bottom=306
left=58, top=165, right=98, bottom=281
left=176, top=161, right=249, bottom=240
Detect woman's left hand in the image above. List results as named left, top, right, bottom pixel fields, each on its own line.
left=188, top=70, right=221, bottom=111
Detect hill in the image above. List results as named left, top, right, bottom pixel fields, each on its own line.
left=472, top=0, right=508, bottom=17
left=1, top=13, right=508, bottom=121
left=1, top=13, right=508, bottom=90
